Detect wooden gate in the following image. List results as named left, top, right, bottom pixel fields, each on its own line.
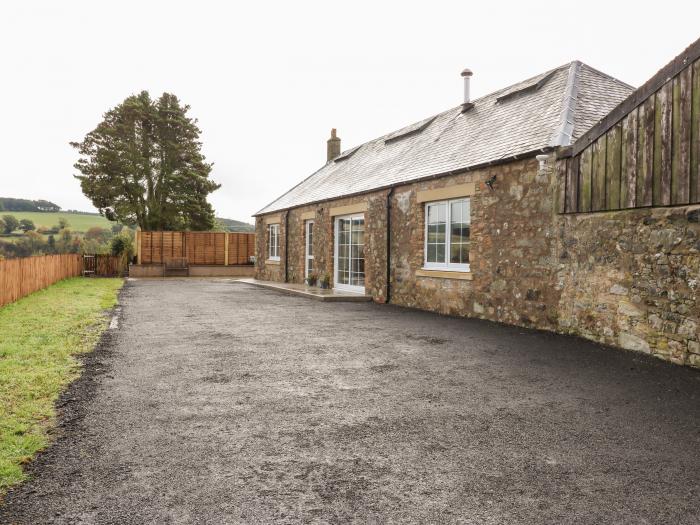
left=83, top=254, right=124, bottom=277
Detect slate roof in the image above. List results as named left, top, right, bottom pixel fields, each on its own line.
left=256, top=62, right=633, bottom=215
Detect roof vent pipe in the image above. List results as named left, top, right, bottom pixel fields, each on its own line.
left=461, top=68, right=474, bottom=112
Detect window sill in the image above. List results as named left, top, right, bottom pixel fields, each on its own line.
left=266, top=259, right=281, bottom=265
left=416, top=268, right=473, bottom=280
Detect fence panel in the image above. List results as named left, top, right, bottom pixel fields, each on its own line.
left=0, top=254, right=82, bottom=307
left=229, top=232, right=255, bottom=265
left=138, top=231, right=255, bottom=266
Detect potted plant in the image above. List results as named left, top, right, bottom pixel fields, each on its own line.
left=306, top=272, right=318, bottom=286
left=319, top=272, right=331, bottom=289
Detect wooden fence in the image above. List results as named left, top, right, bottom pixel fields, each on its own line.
left=136, top=231, right=255, bottom=266
left=558, top=37, right=700, bottom=214
left=83, top=254, right=127, bottom=277
left=0, top=254, right=82, bottom=307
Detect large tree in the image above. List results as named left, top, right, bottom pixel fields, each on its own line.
left=72, top=91, right=220, bottom=230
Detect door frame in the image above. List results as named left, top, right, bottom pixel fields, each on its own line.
left=304, top=219, right=314, bottom=279
left=333, top=213, right=366, bottom=294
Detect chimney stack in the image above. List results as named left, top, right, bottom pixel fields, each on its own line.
left=327, top=128, right=341, bottom=161
left=461, top=68, right=474, bottom=112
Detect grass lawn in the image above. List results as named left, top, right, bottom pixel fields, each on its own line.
left=1, top=211, right=113, bottom=233
left=0, top=277, right=123, bottom=496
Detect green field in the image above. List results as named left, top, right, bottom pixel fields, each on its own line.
left=0, top=277, right=123, bottom=495
left=0, top=211, right=113, bottom=233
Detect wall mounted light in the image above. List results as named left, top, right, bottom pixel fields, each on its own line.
left=485, top=175, right=497, bottom=191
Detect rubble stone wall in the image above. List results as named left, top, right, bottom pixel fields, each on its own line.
left=255, top=155, right=700, bottom=368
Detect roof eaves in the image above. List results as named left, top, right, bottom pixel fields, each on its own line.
left=254, top=147, right=554, bottom=217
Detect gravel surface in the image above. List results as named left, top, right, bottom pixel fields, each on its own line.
left=2, top=278, right=699, bottom=524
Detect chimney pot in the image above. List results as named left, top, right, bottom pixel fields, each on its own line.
left=327, top=128, right=341, bottom=161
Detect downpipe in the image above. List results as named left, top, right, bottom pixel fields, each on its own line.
left=284, top=211, right=289, bottom=283
left=385, top=187, right=395, bottom=304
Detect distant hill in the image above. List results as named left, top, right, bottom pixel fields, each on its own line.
left=216, top=217, right=255, bottom=232
left=1, top=197, right=254, bottom=233
left=0, top=197, right=61, bottom=212
left=1, top=211, right=113, bottom=233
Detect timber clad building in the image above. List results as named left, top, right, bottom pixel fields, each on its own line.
left=255, top=37, right=700, bottom=369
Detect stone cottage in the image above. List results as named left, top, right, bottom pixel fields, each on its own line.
left=254, top=37, right=700, bottom=368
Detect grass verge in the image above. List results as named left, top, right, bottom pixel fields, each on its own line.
left=0, top=277, right=123, bottom=495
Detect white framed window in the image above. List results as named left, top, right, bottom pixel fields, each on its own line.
left=268, top=223, right=280, bottom=261
left=305, top=220, right=314, bottom=278
left=424, top=198, right=470, bottom=271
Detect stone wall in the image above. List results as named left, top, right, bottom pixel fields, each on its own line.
left=254, top=155, right=700, bottom=369
left=254, top=212, right=286, bottom=282
left=256, top=192, right=389, bottom=300
left=556, top=205, right=700, bottom=367
left=389, top=158, right=560, bottom=327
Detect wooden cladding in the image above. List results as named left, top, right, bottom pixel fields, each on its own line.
left=0, top=254, right=82, bottom=307
left=560, top=59, right=700, bottom=213
left=138, top=231, right=255, bottom=265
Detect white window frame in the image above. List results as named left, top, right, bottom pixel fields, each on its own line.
left=423, top=197, right=470, bottom=272
left=333, top=213, right=366, bottom=294
left=304, top=220, right=314, bottom=279
left=268, top=223, right=280, bottom=261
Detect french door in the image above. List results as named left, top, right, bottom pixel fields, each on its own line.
left=305, top=220, right=314, bottom=279
left=334, top=214, right=365, bottom=293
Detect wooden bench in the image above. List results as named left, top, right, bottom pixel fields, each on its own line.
left=163, top=257, right=189, bottom=277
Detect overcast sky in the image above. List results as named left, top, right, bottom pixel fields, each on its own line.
left=1, top=1, right=698, bottom=222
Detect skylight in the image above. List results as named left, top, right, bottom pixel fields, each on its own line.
left=495, top=70, right=557, bottom=103
left=334, top=145, right=361, bottom=162
left=384, top=116, right=437, bottom=144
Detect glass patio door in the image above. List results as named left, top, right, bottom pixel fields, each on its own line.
left=334, top=215, right=365, bottom=293
left=305, top=220, right=314, bottom=279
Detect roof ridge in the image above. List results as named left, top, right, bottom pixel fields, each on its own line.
left=253, top=159, right=333, bottom=216
left=255, top=60, right=632, bottom=215
left=311, top=63, right=577, bottom=160
left=549, top=61, right=581, bottom=147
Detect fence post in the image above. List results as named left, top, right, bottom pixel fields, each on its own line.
left=224, top=234, right=229, bottom=266
left=135, top=228, right=141, bottom=264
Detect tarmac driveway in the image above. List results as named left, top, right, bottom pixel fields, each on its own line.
left=1, top=278, right=699, bottom=524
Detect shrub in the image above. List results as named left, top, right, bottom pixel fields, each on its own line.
left=19, top=219, right=35, bottom=232
left=1, top=215, right=19, bottom=234
left=110, top=232, right=134, bottom=258
left=85, top=226, right=109, bottom=242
